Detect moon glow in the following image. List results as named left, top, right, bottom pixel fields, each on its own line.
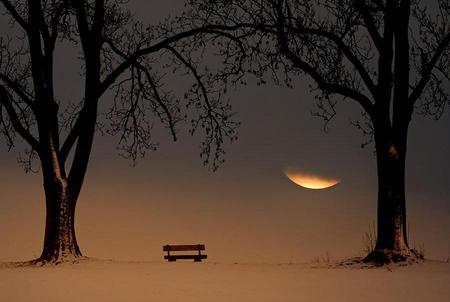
left=284, top=171, right=340, bottom=190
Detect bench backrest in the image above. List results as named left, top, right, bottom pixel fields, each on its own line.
left=163, top=244, right=205, bottom=252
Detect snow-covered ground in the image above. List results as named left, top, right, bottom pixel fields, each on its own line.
left=1, top=259, right=449, bottom=302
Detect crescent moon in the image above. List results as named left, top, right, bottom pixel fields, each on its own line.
left=284, top=171, right=340, bottom=190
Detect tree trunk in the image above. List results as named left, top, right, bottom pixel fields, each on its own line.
left=364, top=130, right=419, bottom=263
left=38, top=174, right=82, bottom=263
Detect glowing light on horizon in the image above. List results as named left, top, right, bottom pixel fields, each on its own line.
left=284, top=171, right=340, bottom=190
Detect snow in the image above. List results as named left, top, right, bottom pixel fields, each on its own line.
left=1, top=259, right=449, bottom=302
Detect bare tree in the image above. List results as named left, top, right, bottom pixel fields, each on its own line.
left=0, top=0, right=240, bottom=264
left=184, top=0, right=450, bottom=263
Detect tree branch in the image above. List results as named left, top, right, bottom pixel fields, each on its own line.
left=70, top=0, right=92, bottom=50
left=99, top=24, right=250, bottom=96
left=0, top=0, right=29, bottom=31
left=284, top=46, right=374, bottom=116
left=104, top=38, right=178, bottom=141
left=49, top=1, right=67, bottom=46
left=34, top=1, right=52, bottom=49
left=0, top=85, right=39, bottom=150
left=0, top=73, right=34, bottom=107
left=59, top=115, right=81, bottom=164
left=165, top=45, right=215, bottom=121
left=354, top=0, right=383, bottom=51
left=273, top=2, right=374, bottom=116
left=289, top=26, right=377, bottom=98
left=409, top=32, right=450, bottom=106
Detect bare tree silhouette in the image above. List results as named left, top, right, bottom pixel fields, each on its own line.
left=184, top=0, right=450, bottom=263
left=0, top=0, right=240, bottom=264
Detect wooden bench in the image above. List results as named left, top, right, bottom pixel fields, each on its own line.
left=163, top=244, right=207, bottom=262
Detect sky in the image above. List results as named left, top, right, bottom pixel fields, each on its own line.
left=0, top=0, right=449, bottom=263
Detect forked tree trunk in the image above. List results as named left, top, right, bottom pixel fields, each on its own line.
left=34, top=95, right=97, bottom=265
left=365, top=129, right=419, bottom=263
left=38, top=174, right=82, bottom=263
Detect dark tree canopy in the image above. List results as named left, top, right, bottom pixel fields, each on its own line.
left=181, top=0, right=450, bottom=263
left=0, top=0, right=241, bottom=171
left=183, top=0, right=450, bottom=127
left=0, top=0, right=243, bottom=264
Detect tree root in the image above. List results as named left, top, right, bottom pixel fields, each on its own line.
left=363, top=249, right=424, bottom=266
left=332, top=249, right=424, bottom=268
left=3, top=255, right=89, bottom=267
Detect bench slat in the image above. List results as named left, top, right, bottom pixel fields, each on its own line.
left=164, top=255, right=208, bottom=260
left=163, top=244, right=205, bottom=251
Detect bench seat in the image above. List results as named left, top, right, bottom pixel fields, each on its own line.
left=163, top=244, right=207, bottom=262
